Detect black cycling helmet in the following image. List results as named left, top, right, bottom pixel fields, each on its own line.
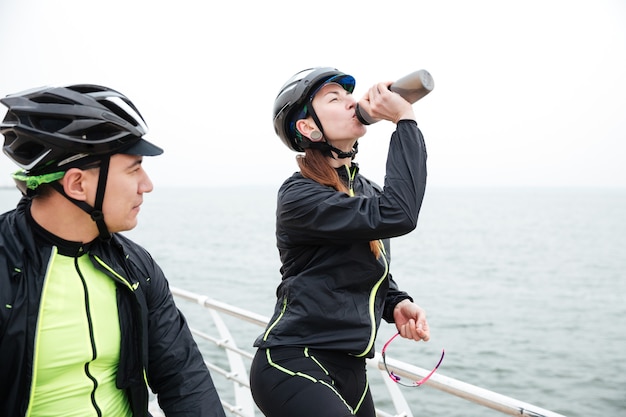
left=0, top=84, right=163, bottom=176
left=273, top=67, right=356, bottom=152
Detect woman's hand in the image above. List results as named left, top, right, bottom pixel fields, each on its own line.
left=358, top=82, right=416, bottom=124
left=393, top=299, right=430, bottom=342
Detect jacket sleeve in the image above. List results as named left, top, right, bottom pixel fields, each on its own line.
left=382, top=272, right=413, bottom=323
left=278, top=120, right=427, bottom=245
left=143, top=257, right=226, bottom=417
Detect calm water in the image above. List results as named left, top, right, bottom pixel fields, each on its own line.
left=1, top=185, right=624, bottom=417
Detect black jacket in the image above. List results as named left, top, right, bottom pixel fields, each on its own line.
left=0, top=197, right=225, bottom=417
left=254, top=120, right=427, bottom=358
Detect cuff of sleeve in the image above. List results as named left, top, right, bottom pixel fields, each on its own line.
left=382, top=295, right=414, bottom=323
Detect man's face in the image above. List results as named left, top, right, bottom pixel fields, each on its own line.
left=97, top=153, right=154, bottom=233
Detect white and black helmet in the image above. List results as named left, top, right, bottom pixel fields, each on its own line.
left=1, top=84, right=162, bottom=175
left=273, top=67, right=356, bottom=152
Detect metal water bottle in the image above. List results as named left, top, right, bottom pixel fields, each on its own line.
left=355, top=69, right=435, bottom=125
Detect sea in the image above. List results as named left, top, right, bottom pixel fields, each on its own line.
left=1, top=185, right=624, bottom=417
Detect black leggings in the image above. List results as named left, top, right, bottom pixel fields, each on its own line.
left=249, top=347, right=375, bottom=417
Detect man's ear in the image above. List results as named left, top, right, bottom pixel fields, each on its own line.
left=295, top=119, right=323, bottom=142
left=59, top=168, right=91, bottom=201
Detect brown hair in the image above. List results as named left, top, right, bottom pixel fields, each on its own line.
left=297, top=149, right=381, bottom=259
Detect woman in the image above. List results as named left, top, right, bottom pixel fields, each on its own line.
left=250, top=67, right=431, bottom=417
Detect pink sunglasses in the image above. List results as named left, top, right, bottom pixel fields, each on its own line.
left=381, top=332, right=445, bottom=387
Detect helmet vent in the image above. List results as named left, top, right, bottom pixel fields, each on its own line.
left=30, top=95, right=75, bottom=105
left=99, top=99, right=139, bottom=128
left=13, top=139, right=46, bottom=161
left=32, top=117, right=72, bottom=133
left=79, top=123, right=125, bottom=141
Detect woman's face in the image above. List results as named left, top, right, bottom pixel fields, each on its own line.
left=311, top=83, right=367, bottom=144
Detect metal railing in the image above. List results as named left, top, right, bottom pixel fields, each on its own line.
left=166, top=287, right=566, bottom=417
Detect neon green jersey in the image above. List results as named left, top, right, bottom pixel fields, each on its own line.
left=27, top=249, right=132, bottom=417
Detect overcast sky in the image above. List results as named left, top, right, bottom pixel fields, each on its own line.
left=0, top=0, right=624, bottom=189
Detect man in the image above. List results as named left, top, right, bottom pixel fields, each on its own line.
left=0, top=84, right=226, bottom=416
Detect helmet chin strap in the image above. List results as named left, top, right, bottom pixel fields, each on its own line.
left=50, top=156, right=112, bottom=241
left=329, top=141, right=359, bottom=159
left=307, top=140, right=359, bottom=159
